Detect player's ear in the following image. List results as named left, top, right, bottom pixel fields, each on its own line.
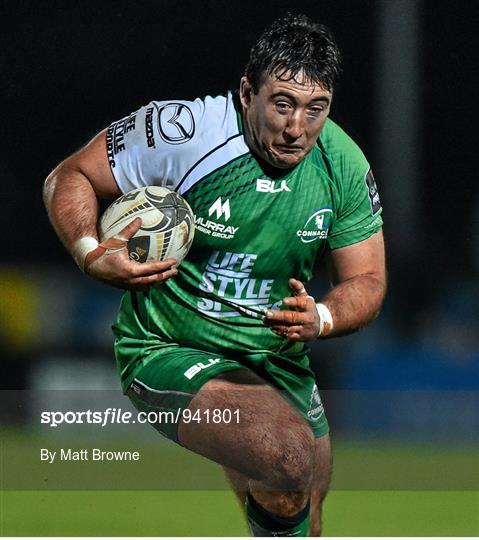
left=240, top=76, right=254, bottom=108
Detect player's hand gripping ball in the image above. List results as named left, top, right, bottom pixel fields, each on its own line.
left=99, top=186, right=195, bottom=265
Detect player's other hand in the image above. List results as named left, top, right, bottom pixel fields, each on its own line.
left=263, top=278, right=320, bottom=341
left=83, top=218, right=178, bottom=291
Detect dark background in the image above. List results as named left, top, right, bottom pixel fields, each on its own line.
left=0, top=3, right=478, bottom=535
left=1, top=0, right=478, bottom=398
left=1, top=0, right=476, bottom=269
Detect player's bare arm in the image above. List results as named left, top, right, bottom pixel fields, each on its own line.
left=43, top=130, right=178, bottom=290
left=320, top=229, right=386, bottom=336
left=263, top=230, right=386, bottom=340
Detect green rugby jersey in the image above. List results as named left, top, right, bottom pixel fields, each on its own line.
left=108, top=92, right=383, bottom=386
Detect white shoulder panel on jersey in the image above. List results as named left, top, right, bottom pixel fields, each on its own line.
left=107, top=92, right=249, bottom=194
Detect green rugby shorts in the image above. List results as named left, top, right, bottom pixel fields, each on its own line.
left=115, top=336, right=329, bottom=442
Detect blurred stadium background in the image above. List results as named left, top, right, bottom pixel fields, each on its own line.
left=1, top=0, right=477, bottom=536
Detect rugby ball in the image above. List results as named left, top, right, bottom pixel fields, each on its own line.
left=99, top=186, right=195, bottom=264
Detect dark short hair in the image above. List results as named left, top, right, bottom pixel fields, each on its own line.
left=245, top=13, right=342, bottom=93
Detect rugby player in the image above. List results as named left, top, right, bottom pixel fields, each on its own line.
left=44, top=13, right=386, bottom=536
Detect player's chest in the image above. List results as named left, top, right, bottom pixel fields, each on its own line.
left=183, top=156, right=335, bottom=253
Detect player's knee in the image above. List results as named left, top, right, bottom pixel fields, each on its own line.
left=273, top=424, right=315, bottom=491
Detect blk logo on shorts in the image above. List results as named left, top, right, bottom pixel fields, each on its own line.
left=184, top=358, right=221, bottom=380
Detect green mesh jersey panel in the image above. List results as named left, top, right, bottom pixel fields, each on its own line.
left=318, top=119, right=383, bottom=249
left=109, top=93, right=383, bottom=385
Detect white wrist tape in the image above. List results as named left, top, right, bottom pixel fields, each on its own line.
left=315, top=303, right=334, bottom=337
left=73, top=236, right=99, bottom=270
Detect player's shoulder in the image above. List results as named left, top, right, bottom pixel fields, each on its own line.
left=145, top=91, right=240, bottom=144
left=316, top=118, right=369, bottom=175
left=108, top=91, right=246, bottom=194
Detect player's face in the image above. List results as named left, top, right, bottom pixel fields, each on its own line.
left=240, top=72, right=332, bottom=169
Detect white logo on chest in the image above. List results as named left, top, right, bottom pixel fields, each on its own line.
left=196, top=197, right=238, bottom=240
left=256, top=179, right=291, bottom=193
left=208, top=197, right=231, bottom=221
left=297, top=208, right=333, bottom=243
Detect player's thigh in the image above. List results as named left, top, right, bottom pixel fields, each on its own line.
left=126, top=346, right=243, bottom=441
left=126, top=346, right=314, bottom=486
left=178, top=369, right=315, bottom=486
left=259, top=362, right=329, bottom=440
